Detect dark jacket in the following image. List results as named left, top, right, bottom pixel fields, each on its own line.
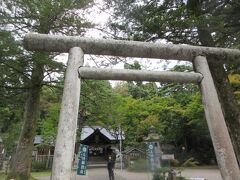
left=107, top=153, right=116, bottom=169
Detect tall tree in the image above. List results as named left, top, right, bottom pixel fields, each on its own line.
left=107, top=0, right=240, bottom=165
left=187, top=0, right=240, bottom=165
left=1, top=0, right=93, bottom=179
left=0, top=30, right=25, bottom=156
left=124, top=61, right=158, bottom=99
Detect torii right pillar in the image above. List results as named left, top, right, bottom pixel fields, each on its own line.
left=193, top=56, right=240, bottom=180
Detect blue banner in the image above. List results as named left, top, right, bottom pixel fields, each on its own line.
left=77, top=144, right=89, bottom=175
left=146, top=142, right=156, bottom=171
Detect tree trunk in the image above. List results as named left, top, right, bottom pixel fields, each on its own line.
left=197, top=25, right=240, bottom=166
left=7, top=59, right=43, bottom=180
left=185, top=0, right=240, bottom=166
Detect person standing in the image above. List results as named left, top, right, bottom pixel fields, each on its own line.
left=107, top=149, right=116, bottom=180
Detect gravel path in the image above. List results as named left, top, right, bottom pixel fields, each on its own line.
left=36, top=167, right=222, bottom=180
left=181, top=168, right=222, bottom=180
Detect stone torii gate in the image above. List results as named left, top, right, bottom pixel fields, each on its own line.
left=24, top=33, right=240, bottom=180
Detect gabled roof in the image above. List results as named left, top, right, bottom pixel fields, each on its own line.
left=80, top=126, right=125, bottom=141
left=34, top=135, right=54, bottom=146
left=122, top=147, right=145, bottom=154
left=81, top=128, right=112, bottom=145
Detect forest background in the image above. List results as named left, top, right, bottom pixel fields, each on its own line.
left=0, top=0, right=240, bottom=179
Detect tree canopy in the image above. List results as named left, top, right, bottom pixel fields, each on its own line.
left=105, top=0, right=240, bottom=165
left=1, top=0, right=94, bottom=179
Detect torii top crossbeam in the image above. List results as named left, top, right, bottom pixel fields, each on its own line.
left=24, top=33, right=240, bottom=64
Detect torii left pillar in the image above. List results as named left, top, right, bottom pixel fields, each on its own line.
left=51, top=47, right=84, bottom=180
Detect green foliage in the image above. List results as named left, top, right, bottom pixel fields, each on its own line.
left=0, top=172, right=6, bottom=179
left=37, top=80, right=118, bottom=142
left=114, top=86, right=181, bottom=143
left=2, top=0, right=227, bottom=172
left=0, top=106, right=22, bottom=155
left=37, top=85, right=63, bottom=137
left=229, top=74, right=240, bottom=103
left=153, top=167, right=186, bottom=180
left=34, top=62, right=215, bottom=165
left=107, top=0, right=228, bottom=160
left=1, top=0, right=95, bottom=160
left=107, top=0, right=240, bottom=110
left=2, top=0, right=93, bottom=35
left=107, top=0, right=240, bottom=47
left=159, top=65, right=198, bottom=101
left=80, top=80, right=115, bottom=125
left=41, top=103, right=60, bottom=144
left=127, top=82, right=158, bottom=99
left=31, top=160, right=51, bottom=172
left=108, top=64, right=215, bottom=163
left=31, top=171, right=51, bottom=178
left=0, top=30, right=25, bottom=157
left=1, top=122, right=22, bottom=156
left=1, top=1, right=95, bottom=179
left=181, top=157, right=199, bottom=167
left=0, top=30, right=26, bottom=105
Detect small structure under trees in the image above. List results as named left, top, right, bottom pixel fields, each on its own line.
left=122, top=147, right=146, bottom=167
left=80, top=126, right=123, bottom=164
left=24, top=33, right=240, bottom=180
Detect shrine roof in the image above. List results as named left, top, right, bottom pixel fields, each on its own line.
left=80, top=126, right=125, bottom=141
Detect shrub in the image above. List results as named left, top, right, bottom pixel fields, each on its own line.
left=170, top=159, right=180, bottom=167
left=181, top=157, right=199, bottom=167
left=153, top=167, right=186, bottom=180
left=31, top=160, right=51, bottom=172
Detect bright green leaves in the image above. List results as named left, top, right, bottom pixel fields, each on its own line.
left=80, top=80, right=114, bottom=125
left=41, top=103, right=60, bottom=145
left=0, top=107, right=22, bottom=155
left=2, top=0, right=93, bottom=34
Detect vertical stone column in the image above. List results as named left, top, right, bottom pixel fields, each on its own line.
left=193, top=56, right=240, bottom=180
left=155, top=142, right=162, bottom=168
left=51, top=47, right=84, bottom=180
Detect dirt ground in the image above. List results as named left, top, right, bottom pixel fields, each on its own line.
left=37, top=167, right=222, bottom=180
